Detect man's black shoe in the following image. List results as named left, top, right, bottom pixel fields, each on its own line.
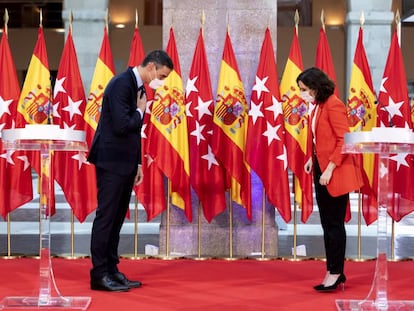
left=110, top=272, right=142, bottom=288
left=90, top=275, right=129, bottom=292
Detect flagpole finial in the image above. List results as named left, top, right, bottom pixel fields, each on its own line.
left=69, top=10, right=73, bottom=33
left=360, top=11, right=365, bottom=27
left=105, top=8, right=109, bottom=31
left=320, top=9, right=325, bottom=32
left=201, top=9, right=205, bottom=27
left=294, top=9, right=299, bottom=32
left=39, top=8, right=43, bottom=28
left=135, top=9, right=138, bottom=28
left=4, top=8, right=9, bottom=35
left=226, top=10, right=230, bottom=35
left=395, top=9, right=401, bottom=25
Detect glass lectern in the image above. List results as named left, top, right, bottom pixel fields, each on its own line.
left=337, top=127, right=414, bottom=311
left=0, top=124, right=91, bottom=310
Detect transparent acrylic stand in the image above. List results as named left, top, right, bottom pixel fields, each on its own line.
left=337, top=127, right=414, bottom=311
left=0, top=125, right=91, bottom=310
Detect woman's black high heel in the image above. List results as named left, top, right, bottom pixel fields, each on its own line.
left=315, top=274, right=346, bottom=292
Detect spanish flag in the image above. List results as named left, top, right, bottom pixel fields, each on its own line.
left=84, top=25, right=115, bottom=147
left=280, top=26, right=313, bottom=223
left=346, top=27, right=377, bottom=225
left=212, top=29, right=252, bottom=220
left=146, top=27, right=192, bottom=222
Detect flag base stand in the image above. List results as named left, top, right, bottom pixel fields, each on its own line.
left=120, top=254, right=149, bottom=260
left=0, top=296, right=91, bottom=310
left=335, top=299, right=414, bottom=311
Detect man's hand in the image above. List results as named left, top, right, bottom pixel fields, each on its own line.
left=135, top=165, right=143, bottom=185
left=304, top=157, right=313, bottom=174
left=137, top=90, right=147, bottom=114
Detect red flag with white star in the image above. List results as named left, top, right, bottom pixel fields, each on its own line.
left=52, top=28, right=97, bottom=222
left=0, top=27, right=33, bottom=219
left=377, top=29, right=414, bottom=221
left=186, top=28, right=226, bottom=222
left=246, top=28, right=291, bottom=222
left=127, top=24, right=166, bottom=221
left=315, top=27, right=339, bottom=97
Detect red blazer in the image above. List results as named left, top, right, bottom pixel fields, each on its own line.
left=311, top=95, right=364, bottom=196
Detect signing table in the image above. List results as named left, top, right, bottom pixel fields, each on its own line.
left=0, top=124, right=91, bottom=310
left=337, top=127, right=414, bottom=311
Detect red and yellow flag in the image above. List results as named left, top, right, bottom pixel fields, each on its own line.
left=212, top=30, right=252, bottom=220
left=186, top=28, right=226, bottom=222
left=346, top=27, right=378, bottom=225
left=146, top=27, right=192, bottom=222
left=246, top=28, right=291, bottom=222
left=16, top=25, right=54, bottom=214
left=16, top=27, right=51, bottom=126
left=280, top=27, right=313, bottom=223
left=377, top=29, right=414, bottom=222
left=52, top=27, right=97, bottom=222
left=0, top=27, right=33, bottom=218
left=84, top=26, right=115, bottom=147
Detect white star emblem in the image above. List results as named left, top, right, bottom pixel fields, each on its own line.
left=53, top=77, right=66, bottom=98
left=190, top=121, right=206, bottom=145
left=262, top=121, right=281, bottom=145
left=383, top=96, right=404, bottom=120
left=379, top=77, right=388, bottom=94
left=196, top=97, right=213, bottom=119
left=186, top=101, right=194, bottom=118
left=388, top=153, right=409, bottom=171
left=252, top=76, right=269, bottom=98
left=201, top=145, right=219, bottom=170
left=144, top=153, right=155, bottom=167
left=52, top=101, right=61, bottom=119
left=0, top=96, right=13, bottom=118
left=0, top=149, right=15, bottom=165
left=17, top=155, right=30, bottom=171
left=276, top=145, right=288, bottom=171
left=186, top=76, right=198, bottom=97
left=266, top=95, right=283, bottom=121
left=63, top=96, right=83, bottom=121
left=72, top=151, right=88, bottom=170
left=249, top=99, right=264, bottom=125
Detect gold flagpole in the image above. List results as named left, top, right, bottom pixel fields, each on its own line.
left=165, top=180, right=171, bottom=259
left=133, top=197, right=139, bottom=258
left=229, top=192, right=233, bottom=259
left=259, top=191, right=267, bottom=260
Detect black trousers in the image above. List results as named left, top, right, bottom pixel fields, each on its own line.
left=90, top=166, right=136, bottom=280
left=313, top=156, right=348, bottom=275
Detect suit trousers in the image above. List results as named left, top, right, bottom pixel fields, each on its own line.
left=90, top=166, right=136, bottom=280
left=313, top=156, right=348, bottom=274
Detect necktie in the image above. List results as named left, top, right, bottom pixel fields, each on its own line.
left=138, top=85, right=146, bottom=99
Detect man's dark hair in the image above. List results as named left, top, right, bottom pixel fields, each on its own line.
left=296, top=67, right=335, bottom=103
left=142, top=50, right=174, bottom=70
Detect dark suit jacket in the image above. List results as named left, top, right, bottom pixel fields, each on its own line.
left=311, top=94, right=364, bottom=197
left=88, top=67, right=143, bottom=176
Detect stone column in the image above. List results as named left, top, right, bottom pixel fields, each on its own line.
left=345, top=0, right=393, bottom=94
left=62, top=0, right=109, bottom=93
left=159, top=0, right=279, bottom=257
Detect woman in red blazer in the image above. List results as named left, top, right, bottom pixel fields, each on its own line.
left=297, top=67, right=364, bottom=292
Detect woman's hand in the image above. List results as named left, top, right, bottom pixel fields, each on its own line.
left=320, top=161, right=336, bottom=186
left=135, top=165, right=143, bottom=185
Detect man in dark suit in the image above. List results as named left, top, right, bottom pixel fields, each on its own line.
left=88, top=50, right=173, bottom=292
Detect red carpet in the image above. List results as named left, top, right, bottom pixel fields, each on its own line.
left=0, top=258, right=413, bottom=310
